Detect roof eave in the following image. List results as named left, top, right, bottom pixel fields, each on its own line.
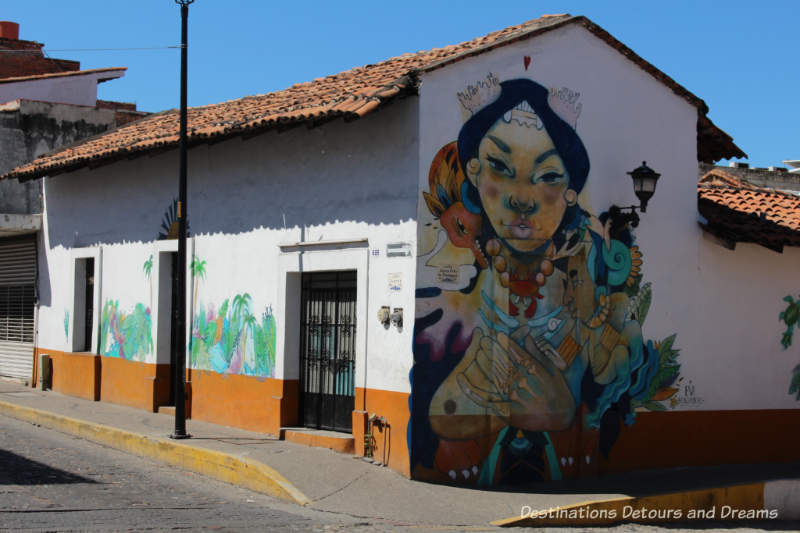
left=1, top=15, right=746, bottom=181
left=697, top=114, right=747, bottom=163
left=698, top=195, right=800, bottom=251
left=420, top=15, right=744, bottom=164
left=4, top=87, right=416, bottom=183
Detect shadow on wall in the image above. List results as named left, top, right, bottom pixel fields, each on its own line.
left=37, top=229, right=52, bottom=307
left=43, top=99, right=420, bottom=251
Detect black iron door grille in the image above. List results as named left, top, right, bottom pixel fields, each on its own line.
left=300, top=271, right=356, bottom=432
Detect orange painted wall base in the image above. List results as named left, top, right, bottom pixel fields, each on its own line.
left=188, top=369, right=298, bottom=435
left=99, top=355, right=170, bottom=412
left=26, top=348, right=800, bottom=484
left=282, top=428, right=355, bottom=454
left=600, top=409, right=800, bottom=473
left=355, top=387, right=410, bottom=476
left=36, top=348, right=173, bottom=410
left=37, top=348, right=100, bottom=401
left=409, top=408, right=800, bottom=483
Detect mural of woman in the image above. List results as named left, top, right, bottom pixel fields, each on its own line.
left=412, top=77, right=678, bottom=486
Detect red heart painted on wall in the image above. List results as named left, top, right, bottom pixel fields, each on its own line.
left=523, top=56, right=531, bottom=70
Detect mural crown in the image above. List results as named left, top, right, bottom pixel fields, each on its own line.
left=547, top=87, right=582, bottom=129
left=457, top=73, right=501, bottom=116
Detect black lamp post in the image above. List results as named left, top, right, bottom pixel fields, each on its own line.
left=608, top=161, right=661, bottom=237
left=171, top=0, right=194, bottom=440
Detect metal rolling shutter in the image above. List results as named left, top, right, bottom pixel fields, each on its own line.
left=0, top=237, right=36, bottom=380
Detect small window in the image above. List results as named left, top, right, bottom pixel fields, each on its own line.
left=0, top=285, right=35, bottom=343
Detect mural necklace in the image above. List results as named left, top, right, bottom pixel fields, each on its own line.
left=485, top=237, right=555, bottom=318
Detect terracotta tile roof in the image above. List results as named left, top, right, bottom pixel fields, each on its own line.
left=0, top=67, right=126, bottom=85
left=698, top=169, right=800, bottom=251
left=2, top=14, right=743, bottom=182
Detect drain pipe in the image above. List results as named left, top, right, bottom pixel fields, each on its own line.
left=367, top=413, right=387, bottom=465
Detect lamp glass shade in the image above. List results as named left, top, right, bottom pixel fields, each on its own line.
left=628, top=161, right=660, bottom=206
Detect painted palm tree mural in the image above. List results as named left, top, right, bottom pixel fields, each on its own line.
left=143, top=255, right=153, bottom=309
left=190, top=257, right=276, bottom=377
left=100, top=300, right=153, bottom=360
left=191, top=257, right=206, bottom=318
left=99, top=254, right=154, bottom=361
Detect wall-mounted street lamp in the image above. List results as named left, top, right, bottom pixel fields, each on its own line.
left=608, top=161, right=661, bottom=235
left=628, top=161, right=661, bottom=213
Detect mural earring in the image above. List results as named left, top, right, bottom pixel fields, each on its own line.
left=466, top=158, right=481, bottom=186
left=565, top=189, right=577, bottom=206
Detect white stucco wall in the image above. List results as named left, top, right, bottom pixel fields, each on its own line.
left=686, top=236, right=800, bottom=409
left=38, top=97, right=419, bottom=394
left=414, top=22, right=799, bottom=413
left=34, top=22, right=799, bottom=414
left=0, top=70, right=122, bottom=107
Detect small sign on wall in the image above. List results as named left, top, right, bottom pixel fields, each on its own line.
left=436, top=265, right=459, bottom=284
left=388, top=272, right=402, bottom=292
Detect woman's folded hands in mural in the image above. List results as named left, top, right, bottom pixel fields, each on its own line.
left=429, top=326, right=576, bottom=434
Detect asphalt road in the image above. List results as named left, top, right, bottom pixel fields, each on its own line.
left=1, top=411, right=798, bottom=533
left=0, top=413, right=373, bottom=532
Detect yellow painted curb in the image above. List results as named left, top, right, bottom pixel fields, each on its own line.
left=0, top=399, right=311, bottom=506
left=492, top=483, right=766, bottom=527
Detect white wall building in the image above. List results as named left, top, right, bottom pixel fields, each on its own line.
left=3, top=14, right=798, bottom=483
left=0, top=21, right=140, bottom=383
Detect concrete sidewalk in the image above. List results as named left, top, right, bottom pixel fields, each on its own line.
left=1, top=379, right=799, bottom=528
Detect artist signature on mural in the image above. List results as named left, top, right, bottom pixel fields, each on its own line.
left=670, top=380, right=704, bottom=407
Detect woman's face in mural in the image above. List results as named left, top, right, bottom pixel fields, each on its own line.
left=466, top=116, right=570, bottom=253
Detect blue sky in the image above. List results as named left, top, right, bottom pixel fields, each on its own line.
left=5, top=1, right=798, bottom=167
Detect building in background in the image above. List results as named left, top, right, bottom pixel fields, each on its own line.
left=3, top=14, right=799, bottom=484
left=0, top=20, right=145, bottom=381
left=700, top=162, right=800, bottom=194
left=783, top=159, right=800, bottom=176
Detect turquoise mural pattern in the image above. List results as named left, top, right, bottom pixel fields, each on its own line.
left=188, top=256, right=277, bottom=377
left=98, top=256, right=154, bottom=360
left=100, top=300, right=153, bottom=360
left=191, top=296, right=277, bottom=377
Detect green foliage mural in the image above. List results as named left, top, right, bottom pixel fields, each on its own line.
left=191, top=257, right=207, bottom=321
left=188, top=256, right=276, bottom=377
left=100, top=300, right=153, bottom=361
left=143, top=255, right=153, bottom=308
left=631, top=334, right=681, bottom=411
left=191, top=296, right=277, bottom=377
left=780, top=295, right=799, bottom=350
left=779, top=294, right=800, bottom=400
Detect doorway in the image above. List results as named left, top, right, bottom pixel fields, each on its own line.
left=156, top=250, right=179, bottom=407
left=299, top=271, right=356, bottom=432
left=72, top=256, right=95, bottom=353
left=168, top=252, right=179, bottom=405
